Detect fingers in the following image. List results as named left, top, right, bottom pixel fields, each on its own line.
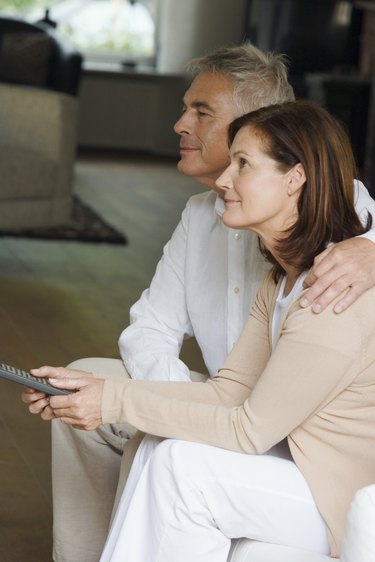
left=30, top=366, right=70, bottom=379
left=51, top=394, right=91, bottom=420
left=48, top=376, right=90, bottom=392
left=301, top=273, right=351, bottom=313
left=28, top=396, right=51, bottom=415
left=303, top=246, right=334, bottom=289
left=48, top=378, right=103, bottom=430
left=331, top=285, right=362, bottom=314
left=300, top=238, right=375, bottom=313
left=40, top=405, right=56, bottom=421
left=21, top=388, right=51, bottom=416
left=21, top=388, right=47, bottom=405
left=22, top=367, right=95, bottom=424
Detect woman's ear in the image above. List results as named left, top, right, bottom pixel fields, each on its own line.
left=287, top=163, right=306, bottom=196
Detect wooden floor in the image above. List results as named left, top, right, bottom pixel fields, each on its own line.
left=0, top=150, right=206, bottom=562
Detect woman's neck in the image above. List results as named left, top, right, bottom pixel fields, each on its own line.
left=283, top=271, right=301, bottom=296
left=265, top=241, right=300, bottom=296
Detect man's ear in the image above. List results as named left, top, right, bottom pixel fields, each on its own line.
left=287, top=163, right=306, bottom=196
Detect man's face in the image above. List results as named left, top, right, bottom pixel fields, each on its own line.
left=174, top=71, right=237, bottom=194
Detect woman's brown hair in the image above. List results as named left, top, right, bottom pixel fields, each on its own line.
left=228, top=100, right=372, bottom=280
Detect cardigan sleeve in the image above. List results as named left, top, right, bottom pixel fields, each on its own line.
left=101, top=277, right=363, bottom=454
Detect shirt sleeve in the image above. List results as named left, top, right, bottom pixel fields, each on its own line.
left=103, top=277, right=363, bottom=454
left=118, top=201, right=194, bottom=382
left=354, top=179, right=375, bottom=243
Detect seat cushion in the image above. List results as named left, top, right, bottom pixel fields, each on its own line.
left=341, top=484, right=375, bottom=562
left=228, top=539, right=334, bottom=562
left=0, top=146, right=57, bottom=200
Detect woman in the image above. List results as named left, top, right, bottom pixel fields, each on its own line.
left=40, top=101, right=375, bottom=560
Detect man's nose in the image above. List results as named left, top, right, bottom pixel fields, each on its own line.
left=174, top=111, right=191, bottom=135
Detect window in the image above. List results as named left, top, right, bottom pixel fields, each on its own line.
left=1, top=0, right=157, bottom=67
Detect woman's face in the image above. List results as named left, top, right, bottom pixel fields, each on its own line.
left=217, top=126, right=303, bottom=247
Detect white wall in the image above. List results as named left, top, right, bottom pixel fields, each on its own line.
left=78, top=0, right=248, bottom=153
left=77, top=71, right=190, bottom=155
left=157, top=0, right=248, bottom=72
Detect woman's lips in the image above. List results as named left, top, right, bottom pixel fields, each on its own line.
left=224, top=198, right=241, bottom=205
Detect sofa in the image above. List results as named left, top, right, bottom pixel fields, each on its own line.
left=0, top=83, right=78, bottom=229
left=0, top=17, right=82, bottom=229
left=227, top=484, right=375, bottom=561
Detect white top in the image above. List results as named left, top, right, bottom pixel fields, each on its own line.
left=271, top=272, right=308, bottom=350
left=119, top=180, right=375, bottom=381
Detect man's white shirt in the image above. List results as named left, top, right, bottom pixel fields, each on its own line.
left=119, top=180, right=375, bottom=382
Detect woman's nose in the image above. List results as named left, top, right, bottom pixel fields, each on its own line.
left=216, top=168, right=233, bottom=191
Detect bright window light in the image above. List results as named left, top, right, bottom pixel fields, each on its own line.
left=1, top=0, right=157, bottom=65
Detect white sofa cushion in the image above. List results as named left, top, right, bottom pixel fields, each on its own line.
left=228, top=484, right=375, bottom=562
left=228, top=539, right=333, bottom=561
left=341, top=484, right=375, bottom=562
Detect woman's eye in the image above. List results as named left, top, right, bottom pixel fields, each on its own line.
left=239, top=158, right=249, bottom=169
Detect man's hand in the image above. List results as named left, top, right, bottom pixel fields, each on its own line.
left=22, top=366, right=103, bottom=430
left=301, top=238, right=375, bottom=314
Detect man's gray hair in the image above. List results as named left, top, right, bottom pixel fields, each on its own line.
left=188, top=43, right=295, bottom=115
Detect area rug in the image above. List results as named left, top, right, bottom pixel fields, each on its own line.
left=0, top=196, right=127, bottom=245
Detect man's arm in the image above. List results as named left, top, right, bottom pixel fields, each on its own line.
left=119, top=199, right=196, bottom=382
left=22, top=197, right=199, bottom=416
left=302, top=180, right=375, bottom=313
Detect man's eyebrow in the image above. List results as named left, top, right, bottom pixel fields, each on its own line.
left=182, top=99, right=214, bottom=112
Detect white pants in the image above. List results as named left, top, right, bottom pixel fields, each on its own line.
left=101, top=438, right=330, bottom=562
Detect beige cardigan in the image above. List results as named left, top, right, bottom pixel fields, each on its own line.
left=102, top=274, right=375, bottom=557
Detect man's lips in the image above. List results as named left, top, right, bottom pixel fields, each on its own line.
left=179, top=145, right=199, bottom=152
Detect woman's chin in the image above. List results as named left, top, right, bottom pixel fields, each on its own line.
left=222, top=212, right=241, bottom=229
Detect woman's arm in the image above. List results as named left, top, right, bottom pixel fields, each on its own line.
left=34, top=276, right=273, bottom=426
left=100, top=294, right=362, bottom=453
left=46, top=279, right=365, bottom=456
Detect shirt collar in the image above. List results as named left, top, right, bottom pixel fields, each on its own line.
left=206, top=193, right=226, bottom=232
left=214, top=194, right=226, bottom=217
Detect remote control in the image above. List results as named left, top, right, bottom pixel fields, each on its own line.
left=0, top=362, right=72, bottom=395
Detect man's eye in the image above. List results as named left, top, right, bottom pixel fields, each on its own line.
left=197, top=110, right=208, bottom=117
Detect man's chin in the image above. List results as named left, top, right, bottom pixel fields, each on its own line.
left=176, top=159, right=196, bottom=177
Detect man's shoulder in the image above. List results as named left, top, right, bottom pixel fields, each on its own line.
left=183, top=190, right=219, bottom=226
left=185, top=190, right=218, bottom=209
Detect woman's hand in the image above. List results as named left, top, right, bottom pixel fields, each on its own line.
left=23, top=366, right=103, bottom=430
left=21, top=365, right=88, bottom=420
left=301, top=238, right=375, bottom=313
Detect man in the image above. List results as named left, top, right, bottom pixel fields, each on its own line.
left=23, top=43, right=375, bottom=562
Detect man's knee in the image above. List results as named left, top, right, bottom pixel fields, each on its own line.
left=65, top=357, right=129, bottom=380
left=66, top=357, right=100, bottom=371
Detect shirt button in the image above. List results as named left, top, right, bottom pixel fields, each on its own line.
left=234, top=287, right=240, bottom=294
left=234, top=233, right=241, bottom=240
